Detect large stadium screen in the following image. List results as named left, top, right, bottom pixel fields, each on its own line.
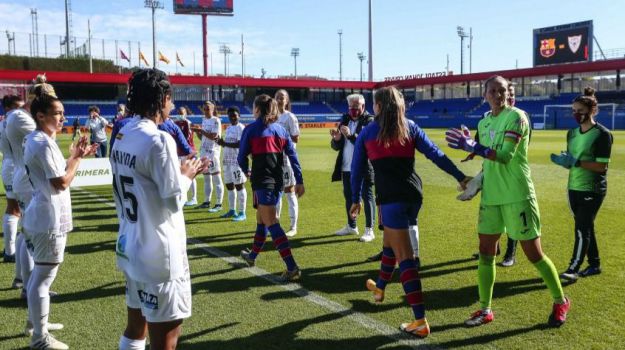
left=533, top=21, right=593, bottom=66
left=173, top=0, right=234, bottom=16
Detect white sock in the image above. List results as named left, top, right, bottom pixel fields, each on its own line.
left=203, top=174, right=213, bottom=203
left=190, top=178, right=197, bottom=202
left=409, top=225, right=420, bottom=257
left=286, top=192, right=298, bottom=230
left=227, top=190, right=236, bottom=211
left=20, top=238, right=34, bottom=288
left=119, top=335, right=146, bottom=350
left=15, top=233, right=23, bottom=281
left=3, top=214, right=18, bottom=256
left=28, top=264, right=58, bottom=336
left=237, top=188, right=247, bottom=214
left=276, top=196, right=282, bottom=219
left=213, top=174, right=224, bottom=205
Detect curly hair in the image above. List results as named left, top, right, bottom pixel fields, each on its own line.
left=126, top=68, right=172, bottom=118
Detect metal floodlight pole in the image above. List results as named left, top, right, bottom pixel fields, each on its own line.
left=64, top=0, right=70, bottom=57
left=338, top=29, right=343, bottom=80
left=469, top=27, right=473, bottom=74
left=457, top=26, right=468, bottom=75
left=367, top=0, right=373, bottom=81
left=145, top=0, right=163, bottom=68
left=291, top=48, right=300, bottom=79
left=88, top=19, right=92, bottom=73
left=219, top=44, right=231, bottom=76
left=357, top=52, right=365, bottom=82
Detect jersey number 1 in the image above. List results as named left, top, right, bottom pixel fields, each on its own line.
left=113, top=175, right=138, bottom=222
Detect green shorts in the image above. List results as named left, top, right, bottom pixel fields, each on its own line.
left=478, top=199, right=541, bottom=241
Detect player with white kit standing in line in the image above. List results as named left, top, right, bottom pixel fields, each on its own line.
left=112, top=68, right=206, bottom=350
left=192, top=101, right=224, bottom=212
left=217, top=106, right=248, bottom=221
left=5, top=76, right=52, bottom=302
left=1, top=95, right=24, bottom=270
left=275, top=89, right=300, bottom=237
left=23, top=82, right=98, bottom=349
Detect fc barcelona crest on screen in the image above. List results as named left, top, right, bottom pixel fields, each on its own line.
left=540, top=39, right=556, bottom=58
left=568, top=35, right=582, bottom=53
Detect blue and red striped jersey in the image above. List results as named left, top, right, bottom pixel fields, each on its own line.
left=351, top=119, right=465, bottom=204
left=238, top=117, right=303, bottom=190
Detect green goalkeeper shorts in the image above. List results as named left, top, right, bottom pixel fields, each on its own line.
left=477, top=198, right=541, bottom=241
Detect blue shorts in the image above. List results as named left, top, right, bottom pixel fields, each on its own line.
left=379, top=201, right=421, bottom=230
left=253, top=189, right=283, bottom=209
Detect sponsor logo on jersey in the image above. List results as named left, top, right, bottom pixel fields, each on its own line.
left=540, top=38, right=556, bottom=58
left=568, top=35, right=582, bottom=53
left=116, top=132, right=124, bottom=140
left=138, top=290, right=159, bottom=310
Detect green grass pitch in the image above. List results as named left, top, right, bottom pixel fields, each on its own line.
left=0, top=128, right=623, bottom=349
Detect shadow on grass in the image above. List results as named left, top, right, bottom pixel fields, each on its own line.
left=434, top=323, right=549, bottom=348
left=65, top=239, right=116, bottom=255
left=178, top=313, right=420, bottom=350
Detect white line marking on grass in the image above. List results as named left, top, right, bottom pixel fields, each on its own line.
left=73, top=188, right=436, bottom=349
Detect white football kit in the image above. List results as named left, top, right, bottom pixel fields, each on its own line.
left=222, top=123, right=247, bottom=185
left=0, top=118, right=16, bottom=199
left=277, top=111, right=300, bottom=187
left=5, top=108, right=36, bottom=210
left=200, top=117, right=221, bottom=173
left=23, top=131, right=72, bottom=263
left=111, top=118, right=192, bottom=322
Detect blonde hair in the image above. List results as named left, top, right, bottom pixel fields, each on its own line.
left=374, top=86, right=409, bottom=148
left=28, top=74, right=57, bottom=102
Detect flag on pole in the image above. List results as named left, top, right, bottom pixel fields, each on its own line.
left=120, top=49, right=130, bottom=62
left=176, top=52, right=185, bottom=67
left=159, top=51, right=171, bottom=64
left=139, top=51, right=150, bottom=67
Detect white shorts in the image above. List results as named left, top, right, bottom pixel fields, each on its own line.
left=125, top=271, right=192, bottom=323
left=223, top=164, right=247, bottom=185
left=200, top=149, right=221, bottom=174
left=2, top=159, right=15, bottom=199
left=282, top=164, right=296, bottom=188
left=15, top=191, right=33, bottom=214
left=30, top=231, right=67, bottom=264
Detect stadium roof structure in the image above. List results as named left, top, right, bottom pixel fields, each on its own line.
left=0, top=58, right=623, bottom=89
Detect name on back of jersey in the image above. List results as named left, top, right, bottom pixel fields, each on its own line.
left=110, top=149, right=137, bottom=169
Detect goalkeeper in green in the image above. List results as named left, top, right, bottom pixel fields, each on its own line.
left=445, top=75, right=570, bottom=328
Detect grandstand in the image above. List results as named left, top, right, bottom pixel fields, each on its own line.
left=1, top=57, right=624, bottom=129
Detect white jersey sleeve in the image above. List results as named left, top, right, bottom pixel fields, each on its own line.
left=149, top=131, right=190, bottom=202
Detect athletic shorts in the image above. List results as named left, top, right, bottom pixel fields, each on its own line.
left=1, top=159, right=15, bottom=199
left=30, top=231, right=67, bottom=264
left=478, top=199, right=541, bottom=241
left=125, top=271, right=192, bottom=323
left=378, top=201, right=421, bottom=230
left=282, top=163, right=296, bottom=188
left=200, top=149, right=221, bottom=174
left=253, top=189, right=282, bottom=209
left=15, top=191, right=32, bottom=212
left=223, top=164, right=247, bottom=185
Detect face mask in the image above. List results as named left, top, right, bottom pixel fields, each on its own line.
left=348, top=108, right=360, bottom=118
left=573, top=112, right=588, bottom=124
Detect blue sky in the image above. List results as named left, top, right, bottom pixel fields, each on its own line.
left=1, top=0, right=623, bottom=81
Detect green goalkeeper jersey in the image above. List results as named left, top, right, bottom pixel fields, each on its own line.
left=566, top=123, right=612, bottom=194
left=477, top=106, right=536, bottom=205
